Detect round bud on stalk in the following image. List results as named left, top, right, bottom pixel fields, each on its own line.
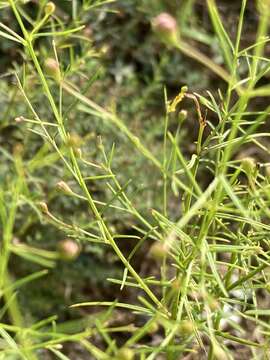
left=178, top=320, right=194, bottom=336
left=44, top=58, right=61, bottom=83
left=15, top=116, right=25, bottom=123
left=45, top=2, right=56, bottom=16
left=38, top=201, right=49, bottom=215
left=212, top=343, right=228, bottom=360
left=56, top=181, right=73, bottom=195
left=207, top=294, right=219, bottom=311
left=117, top=348, right=135, bottom=360
left=241, top=157, right=256, bottom=178
left=58, top=239, right=80, bottom=261
left=100, top=44, right=110, bottom=56
left=67, top=133, right=83, bottom=148
left=74, top=148, right=82, bottom=159
left=83, top=25, right=93, bottom=38
left=152, top=13, right=179, bottom=46
left=149, top=242, right=168, bottom=261
left=147, top=321, right=159, bottom=334
left=178, top=109, right=187, bottom=123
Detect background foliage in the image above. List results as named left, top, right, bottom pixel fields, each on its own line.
left=1, top=0, right=270, bottom=359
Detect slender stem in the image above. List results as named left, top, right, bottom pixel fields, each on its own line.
left=8, top=0, right=167, bottom=314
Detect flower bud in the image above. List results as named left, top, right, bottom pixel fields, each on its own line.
left=147, top=321, right=159, bottom=334
left=56, top=181, right=73, bottom=195
left=67, top=133, right=83, bottom=149
left=38, top=201, right=49, bottom=215
left=117, top=348, right=135, bottom=360
left=74, top=148, right=82, bottom=158
left=212, top=343, right=228, bottom=360
left=100, top=44, right=110, bottom=56
left=178, top=320, right=194, bottom=336
left=83, top=25, right=93, bottom=38
left=15, top=116, right=25, bottom=123
left=241, top=157, right=256, bottom=177
left=45, top=2, right=56, bottom=16
left=207, top=294, right=219, bottom=311
left=58, top=239, right=80, bottom=261
left=152, top=13, right=179, bottom=46
left=44, top=58, right=61, bottom=82
left=149, top=242, right=168, bottom=261
left=178, top=109, right=187, bottom=123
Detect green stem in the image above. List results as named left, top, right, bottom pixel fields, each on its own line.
left=8, top=0, right=167, bottom=315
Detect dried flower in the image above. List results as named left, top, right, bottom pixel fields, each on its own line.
left=152, top=13, right=179, bottom=46
left=58, top=239, right=80, bottom=261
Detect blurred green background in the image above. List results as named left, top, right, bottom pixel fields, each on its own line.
left=0, top=0, right=260, bottom=338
